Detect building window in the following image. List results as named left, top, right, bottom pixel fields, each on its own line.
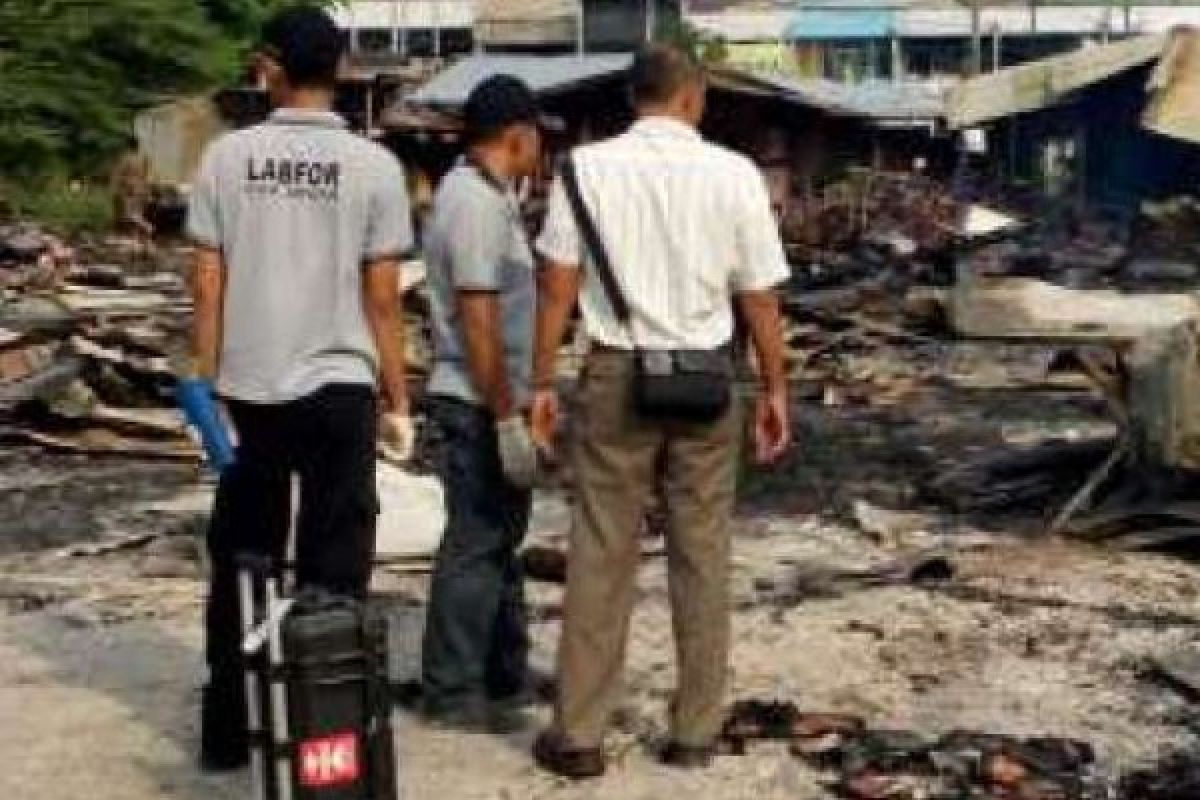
left=821, top=39, right=889, bottom=82
left=440, top=27, right=474, bottom=56
left=903, top=38, right=972, bottom=78
left=408, top=28, right=436, bottom=57
left=357, top=28, right=394, bottom=55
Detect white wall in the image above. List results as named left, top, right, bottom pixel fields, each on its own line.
left=332, top=0, right=476, bottom=32
left=689, top=5, right=1200, bottom=41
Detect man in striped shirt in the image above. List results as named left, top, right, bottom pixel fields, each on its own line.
left=529, top=45, right=792, bottom=778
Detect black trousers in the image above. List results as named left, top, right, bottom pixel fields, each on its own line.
left=204, top=384, right=379, bottom=684
left=421, top=396, right=532, bottom=709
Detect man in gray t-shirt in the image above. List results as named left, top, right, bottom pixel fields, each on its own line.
left=425, top=165, right=535, bottom=408
left=185, top=7, right=414, bottom=771
left=419, top=76, right=543, bottom=727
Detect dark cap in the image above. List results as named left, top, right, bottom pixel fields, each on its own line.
left=259, top=6, right=344, bottom=89
left=463, top=75, right=546, bottom=142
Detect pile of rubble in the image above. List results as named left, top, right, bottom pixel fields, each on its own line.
left=967, top=194, right=1200, bottom=292
left=784, top=169, right=960, bottom=292
left=0, top=225, right=197, bottom=459
left=717, top=700, right=1200, bottom=799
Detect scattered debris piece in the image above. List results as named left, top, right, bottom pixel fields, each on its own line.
left=1117, top=751, right=1200, bottom=799
left=759, top=551, right=956, bottom=607
left=1145, top=643, right=1200, bottom=704
left=521, top=545, right=568, bottom=584
left=720, top=700, right=864, bottom=755
left=722, top=713, right=1104, bottom=800
left=375, top=462, right=446, bottom=560
left=59, top=532, right=161, bottom=559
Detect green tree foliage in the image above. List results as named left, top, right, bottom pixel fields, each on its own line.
left=199, top=0, right=337, bottom=48
left=0, top=0, right=335, bottom=179
left=656, top=14, right=729, bottom=66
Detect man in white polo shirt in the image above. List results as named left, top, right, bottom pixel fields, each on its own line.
left=530, top=45, right=791, bottom=778
left=186, top=6, right=414, bottom=771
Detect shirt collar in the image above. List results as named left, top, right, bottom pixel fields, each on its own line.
left=268, top=108, right=348, bottom=129
left=631, top=115, right=701, bottom=140
left=457, top=156, right=513, bottom=195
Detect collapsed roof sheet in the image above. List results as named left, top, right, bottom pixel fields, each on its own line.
left=948, top=34, right=1167, bottom=129
left=409, top=53, right=634, bottom=108
left=725, top=69, right=948, bottom=125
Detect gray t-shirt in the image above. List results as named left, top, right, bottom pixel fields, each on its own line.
left=424, top=163, right=534, bottom=408
left=187, top=109, right=413, bottom=404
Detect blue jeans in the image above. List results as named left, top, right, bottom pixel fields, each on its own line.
left=421, top=396, right=532, bottom=710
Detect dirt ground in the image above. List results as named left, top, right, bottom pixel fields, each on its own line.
left=1, top=343, right=1199, bottom=799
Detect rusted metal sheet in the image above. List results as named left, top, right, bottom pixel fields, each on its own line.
left=1144, top=26, right=1200, bottom=146
left=948, top=34, right=1167, bottom=129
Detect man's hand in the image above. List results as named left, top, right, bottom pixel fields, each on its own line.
left=530, top=389, right=561, bottom=453
left=496, top=416, right=538, bottom=489
left=753, top=388, right=791, bottom=464
left=379, top=412, right=416, bottom=463
left=532, top=263, right=581, bottom=453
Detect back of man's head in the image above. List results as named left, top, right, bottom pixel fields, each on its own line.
left=260, top=5, right=344, bottom=90
left=630, top=44, right=704, bottom=110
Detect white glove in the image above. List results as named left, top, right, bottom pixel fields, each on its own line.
left=379, top=413, right=416, bottom=463
left=496, top=416, right=538, bottom=489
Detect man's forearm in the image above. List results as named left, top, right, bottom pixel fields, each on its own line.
left=736, top=290, right=787, bottom=393
left=370, top=310, right=409, bottom=414
left=534, top=264, right=583, bottom=388
left=190, top=249, right=224, bottom=380
left=364, top=261, right=409, bottom=413
left=458, top=291, right=514, bottom=417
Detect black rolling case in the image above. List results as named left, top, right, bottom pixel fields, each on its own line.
left=237, top=556, right=398, bottom=800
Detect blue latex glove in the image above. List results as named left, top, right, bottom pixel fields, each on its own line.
left=177, top=377, right=235, bottom=473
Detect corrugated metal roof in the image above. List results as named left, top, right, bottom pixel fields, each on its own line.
left=1143, top=27, right=1200, bottom=146
left=735, top=71, right=948, bottom=123
left=948, top=34, right=1166, bottom=128
left=409, top=54, right=634, bottom=108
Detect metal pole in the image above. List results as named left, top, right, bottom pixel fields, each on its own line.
left=992, top=24, right=1001, bottom=71
left=577, top=0, right=586, bottom=56
left=646, top=0, right=657, bottom=43
left=238, top=570, right=268, bottom=800
left=399, top=0, right=409, bottom=59
left=391, top=0, right=399, bottom=56
left=970, top=0, right=982, bottom=76
left=433, top=0, right=442, bottom=58
left=890, top=30, right=903, bottom=79
left=267, top=577, right=293, bottom=800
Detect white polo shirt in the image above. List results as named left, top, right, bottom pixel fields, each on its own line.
left=536, top=116, right=789, bottom=351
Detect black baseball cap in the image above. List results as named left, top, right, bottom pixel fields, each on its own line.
left=463, top=75, right=560, bottom=142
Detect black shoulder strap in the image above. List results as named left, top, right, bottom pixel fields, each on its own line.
left=561, top=155, right=632, bottom=326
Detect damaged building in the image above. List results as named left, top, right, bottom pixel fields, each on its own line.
left=8, top=5, right=1200, bottom=800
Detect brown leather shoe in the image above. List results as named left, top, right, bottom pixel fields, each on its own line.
left=661, top=741, right=716, bottom=769
left=533, top=731, right=606, bottom=779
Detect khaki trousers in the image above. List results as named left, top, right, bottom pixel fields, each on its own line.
left=554, top=349, right=740, bottom=747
